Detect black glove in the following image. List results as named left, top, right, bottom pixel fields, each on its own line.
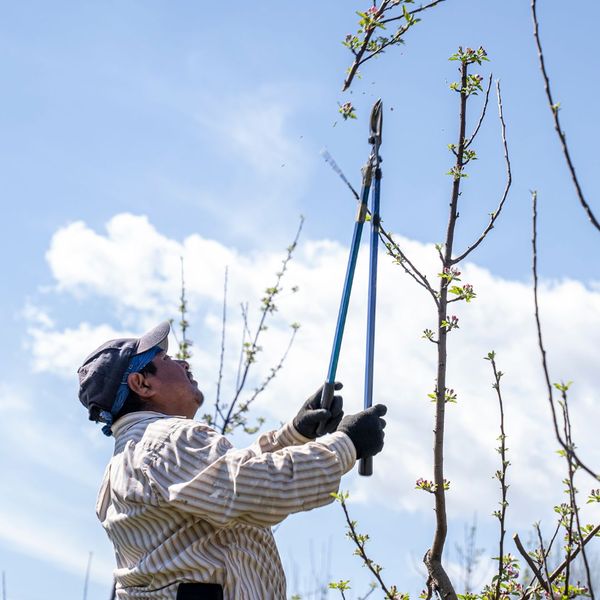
left=293, top=382, right=344, bottom=439
left=337, top=404, right=387, bottom=460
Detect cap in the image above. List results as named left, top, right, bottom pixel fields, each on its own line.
left=77, top=321, right=170, bottom=421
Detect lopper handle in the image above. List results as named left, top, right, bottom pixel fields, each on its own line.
left=316, top=380, right=336, bottom=437
left=359, top=456, right=373, bottom=476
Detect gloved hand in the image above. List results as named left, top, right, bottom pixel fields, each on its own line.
left=293, top=382, right=344, bottom=439
left=337, top=404, right=387, bottom=460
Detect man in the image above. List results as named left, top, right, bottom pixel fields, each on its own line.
left=78, top=321, right=387, bottom=600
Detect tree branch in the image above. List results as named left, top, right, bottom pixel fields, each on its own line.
left=221, top=217, right=304, bottom=434
left=534, top=525, right=553, bottom=590
left=381, top=0, right=447, bottom=24
left=513, top=533, right=550, bottom=593
left=425, top=54, right=473, bottom=600
left=520, top=524, right=600, bottom=600
left=343, top=0, right=392, bottom=92
left=343, top=0, right=446, bottom=91
left=451, top=81, right=512, bottom=265
left=464, top=73, right=492, bottom=149
left=380, top=227, right=439, bottom=306
left=487, top=352, right=509, bottom=600
left=227, top=326, right=298, bottom=434
left=531, top=0, right=600, bottom=232
left=337, top=493, right=401, bottom=600
left=531, top=191, right=598, bottom=480
left=214, top=266, right=228, bottom=426
left=559, top=387, right=596, bottom=600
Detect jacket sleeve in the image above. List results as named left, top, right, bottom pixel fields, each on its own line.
left=250, top=420, right=314, bottom=452
left=144, top=419, right=356, bottom=528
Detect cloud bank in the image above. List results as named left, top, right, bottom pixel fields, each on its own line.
left=5, top=212, right=598, bottom=586
left=29, top=213, right=600, bottom=531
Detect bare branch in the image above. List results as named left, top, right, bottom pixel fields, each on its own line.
left=531, top=0, right=600, bottom=232
left=559, top=387, right=596, bottom=600
left=319, top=147, right=437, bottom=304
left=175, top=257, right=193, bottom=360
left=534, top=525, right=553, bottom=590
left=227, top=326, right=298, bottom=433
left=464, top=73, right=492, bottom=149
left=235, top=302, right=250, bottom=392
left=221, top=217, right=304, bottom=434
left=531, top=191, right=598, bottom=480
left=521, top=525, right=600, bottom=600
left=451, top=81, right=512, bottom=264
left=514, top=533, right=550, bottom=593
left=214, top=266, right=229, bottom=425
left=523, top=520, right=560, bottom=597
left=379, top=226, right=439, bottom=306
left=83, top=552, right=93, bottom=600
left=337, top=493, right=401, bottom=600
left=487, top=353, right=508, bottom=600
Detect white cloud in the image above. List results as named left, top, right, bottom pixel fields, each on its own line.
left=28, top=213, right=600, bottom=532
left=21, top=302, right=54, bottom=329
left=28, top=321, right=124, bottom=377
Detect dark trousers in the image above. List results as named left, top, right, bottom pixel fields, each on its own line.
left=176, top=583, right=223, bottom=600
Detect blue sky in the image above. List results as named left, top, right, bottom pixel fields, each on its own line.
left=1, top=1, right=599, bottom=599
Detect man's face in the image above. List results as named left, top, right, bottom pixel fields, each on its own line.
left=143, top=351, right=204, bottom=418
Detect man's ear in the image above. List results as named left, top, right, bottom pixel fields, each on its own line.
left=127, top=372, right=155, bottom=398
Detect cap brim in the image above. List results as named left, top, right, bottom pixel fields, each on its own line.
left=138, top=321, right=170, bottom=354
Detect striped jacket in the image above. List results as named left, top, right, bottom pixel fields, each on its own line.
left=96, top=411, right=356, bottom=599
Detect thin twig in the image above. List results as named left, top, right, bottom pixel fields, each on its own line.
left=226, top=326, right=299, bottom=433
left=338, top=494, right=399, bottom=599
left=523, top=521, right=562, bottom=597
left=451, top=81, right=512, bottom=264
left=561, top=391, right=576, bottom=594
left=454, top=516, right=483, bottom=594
left=319, top=147, right=437, bottom=304
left=514, top=534, right=550, bottom=593
left=380, top=227, right=439, bottom=305
left=222, top=217, right=304, bottom=433
left=531, top=191, right=598, bottom=480
left=214, top=266, right=229, bottom=425
left=83, top=552, right=93, bottom=600
left=531, top=0, right=600, bottom=232
left=176, top=257, right=192, bottom=360
left=355, top=22, right=412, bottom=66
left=487, top=353, right=508, bottom=600
left=550, top=525, right=600, bottom=588
left=342, top=0, right=446, bottom=91
left=235, top=302, right=250, bottom=390
left=343, top=0, right=392, bottom=91
left=381, top=0, right=447, bottom=24
left=535, top=525, right=553, bottom=589
left=464, top=73, right=493, bottom=149
left=521, top=524, right=600, bottom=599
left=560, top=388, right=596, bottom=599
left=358, top=584, right=377, bottom=600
